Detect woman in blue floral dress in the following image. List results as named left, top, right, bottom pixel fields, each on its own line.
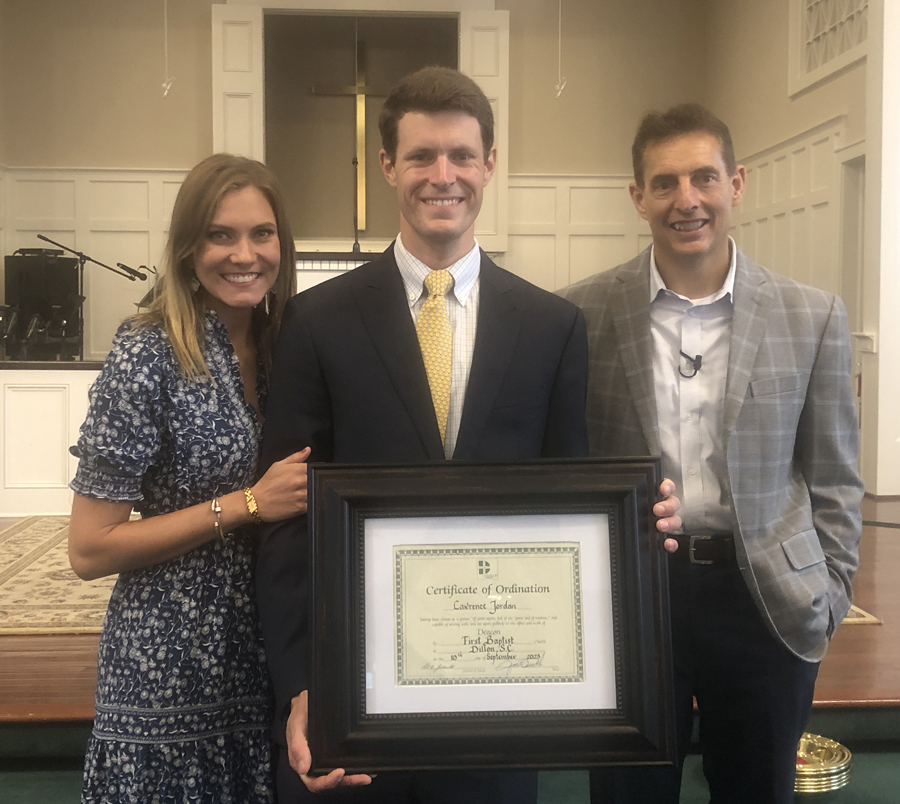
left=68, top=154, right=309, bottom=803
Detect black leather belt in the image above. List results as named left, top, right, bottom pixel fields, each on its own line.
left=671, top=534, right=735, bottom=565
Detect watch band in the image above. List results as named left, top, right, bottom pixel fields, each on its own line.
left=244, top=487, right=261, bottom=524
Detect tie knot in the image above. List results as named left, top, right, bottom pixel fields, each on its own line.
left=424, top=269, right=454, bottom=298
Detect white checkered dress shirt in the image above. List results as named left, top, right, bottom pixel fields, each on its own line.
left=394, top=235, right=481, bottom=459
left=649, top=237, right=739, bottom=535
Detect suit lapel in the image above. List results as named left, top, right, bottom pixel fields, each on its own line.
left=454, top=256, right=522, bottom=458
left=351, top=248, right=445, bottom=459
left=611, top=254, right=661, bottom=455
left=723, top=253, right=771, bottom=440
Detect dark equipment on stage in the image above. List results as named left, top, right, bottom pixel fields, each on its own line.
left=3, top=250, right=82, bottom=361
left=3, top=235, right=144, bottom=362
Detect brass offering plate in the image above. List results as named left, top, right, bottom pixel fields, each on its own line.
left=795, top=732, right=852, bottom=793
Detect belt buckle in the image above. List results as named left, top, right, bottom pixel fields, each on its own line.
left=689, top=534, right=714, bottom=565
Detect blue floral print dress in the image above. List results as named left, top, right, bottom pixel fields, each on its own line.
left=70, top=311, right=273, bottom=804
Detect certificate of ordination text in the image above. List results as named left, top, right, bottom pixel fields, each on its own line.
left=394, top=542, right=584, bottom=685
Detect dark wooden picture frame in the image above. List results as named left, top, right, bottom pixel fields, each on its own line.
left=307, top=458, right=675, bottom=773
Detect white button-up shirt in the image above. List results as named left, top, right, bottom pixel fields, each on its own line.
left=394, top=234, right=481, bottom=459
left=650, top=238, right=738, bottom=535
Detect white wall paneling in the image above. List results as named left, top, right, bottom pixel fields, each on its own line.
left=0, top=369, right=99, bottom=517
left=732, top=118, right=847, bottom=297
left=0, top=167, right=188, bottom=360
left=212, top=6, right=265, bottom=160
left=459, top=9, right=510, bottom=252
left=499, top=175, right=649, bottom=292
left=0, top=158, right=850, bottom=356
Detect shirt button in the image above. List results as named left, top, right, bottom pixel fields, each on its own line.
left=686, top=414, right=693, bottom=421
left=689, top=469, right=696, bottom=476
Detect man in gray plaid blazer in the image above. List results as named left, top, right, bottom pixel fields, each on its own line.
left=560, top=104, right=863, bottom=804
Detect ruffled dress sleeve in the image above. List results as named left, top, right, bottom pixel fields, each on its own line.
left=70, top=322, right=168, bottom=503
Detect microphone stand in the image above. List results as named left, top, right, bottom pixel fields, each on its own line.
left=36, top=234, right=138, bottom=361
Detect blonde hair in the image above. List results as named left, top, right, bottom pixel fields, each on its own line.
left=135, top=154, right=295, bottom=377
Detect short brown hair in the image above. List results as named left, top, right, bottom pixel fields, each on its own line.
left=136, top=154, right=295, bottom=377
left=632, top=103, right=736, bottom=188
left=378, top=66, right=494, bottom=161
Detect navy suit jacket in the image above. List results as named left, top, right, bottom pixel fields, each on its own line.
left=256, top=246, right=588, bottom=742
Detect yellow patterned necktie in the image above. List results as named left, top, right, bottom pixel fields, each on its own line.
left=416, top=269, right=454, bottom=445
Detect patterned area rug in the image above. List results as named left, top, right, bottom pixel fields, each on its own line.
left=0, top=516, right=116, bottom=634
left=844, top=603, right=882, bottom=625
left=0, top=516, right=882, bottom=634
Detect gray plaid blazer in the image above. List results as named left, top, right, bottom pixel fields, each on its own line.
left=559, top=247, right=863, bottom=662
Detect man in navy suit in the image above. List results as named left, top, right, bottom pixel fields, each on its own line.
left=256, top=67, right=679, bottom=804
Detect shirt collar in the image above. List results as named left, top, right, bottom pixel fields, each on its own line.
left=649, top=236, right=737, bottom=306
left=394, top=233, right=481, bottom=308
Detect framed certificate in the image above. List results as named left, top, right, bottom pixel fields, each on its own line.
left=307, top=458, right=675, bottom=773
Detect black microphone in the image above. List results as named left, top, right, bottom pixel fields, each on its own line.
left=117, top=262, right=147, bottom=281
left=679, top=350, right=702, bottom=379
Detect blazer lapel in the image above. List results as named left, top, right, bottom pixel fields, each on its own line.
left=723, top=253, right=771, bottom=440
left=610, top=254, right=661, bottom=455
left=352, top=248, right=445, bottom=459
left=454, top=256, right=522, bottom=458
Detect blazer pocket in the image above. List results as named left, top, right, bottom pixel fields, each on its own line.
left=492, top=402, right=542, bottom=414
left=749, top=374, right=803, bottom=398
left=782, top=528, right=826, bottom=570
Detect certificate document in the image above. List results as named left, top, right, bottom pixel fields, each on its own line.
left=394, top=542, right=584, bottom=685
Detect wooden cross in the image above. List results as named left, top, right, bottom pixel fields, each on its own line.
left=311, top=39, right=387, bottom=232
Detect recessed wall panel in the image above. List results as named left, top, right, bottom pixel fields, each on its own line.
left=740, top=221, right=754, bottom=259
left=811, top=136, right=832, bottom=192
left=791, top=147, right=810, bottom=198
left=15, top=180, right=76, bottom=220
left=773, top=156, right=790, bottom=203
left=509, top=186, right=556, bottom=226
left=223, top=21, right=253, bottom=72
left=570, top=235, right=625, bottom=284
left=569, top=187, right=627, bottom=226
left=756, top=162, right=773, bottom=207
left=810, top=202, right=834, bottom=292
left=224, top=94, right=254, bottom=156
left=470, top=28, right=500, bottom=76
left=505, top=235, right=555, bottom=291
left=742, top=167, right=755, bottom=212
left=87, top=231, right=152, bottom=355
left=790, top=208, right=810, bottom=285
left=4, top=384, right=69, bottom=487
left=772, top=213, right=788, bottom=275
left=477, top=179, right=499, bottom=236
left=89, top=181, right=150, bottom=220
left=162, top=181, right=184, bottom=224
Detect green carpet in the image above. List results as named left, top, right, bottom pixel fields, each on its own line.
left=3, top=757, right=899, bottom=802
left=538, top=754, right=900, bottom=803
left=0, top=764, right=82, bottom=804
left=1, top=722, right=898, bottom=803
